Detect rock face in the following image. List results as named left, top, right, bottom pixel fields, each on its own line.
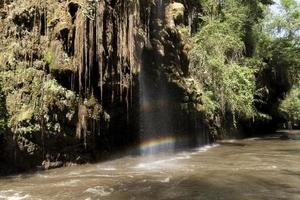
left=0, top=0, right=150, bottom=155
left=72, top=0, right=148, bottom=149
left=165, top=2, right=185, bottom=28
left=0, top=0, right=209, bottom=171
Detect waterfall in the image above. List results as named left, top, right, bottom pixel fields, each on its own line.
left=139, top=0, right=175, bottom=155
left=139, top=59, right=175, bottom=155
left=138, top=0, right=211, bottom=155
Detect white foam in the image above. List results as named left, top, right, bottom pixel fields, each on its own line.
left=72, top=174, right=121, bottom=178
left=134, top=157, right=178, bottom=169
left=269, top=165, right=278, bottom=170
left=135, top=144, right=219, bottom=170
left=68, top=171, right=80, bottom=176
left=0, top=190, right=14, bottom=194
left=192, top=144, right=219, bottom=154
left=35, top=174, right=50, bottom=178
left=175, top=153, right=191, bottom=160
left=84, top=186, right=114, bottom=197
left=54, top=179, right=80, bottom=187
left=97, top=167, right=117, bottom=171
left=0, top=190, right=31, bottom=200
left=160, top=177, right=170, bottom=183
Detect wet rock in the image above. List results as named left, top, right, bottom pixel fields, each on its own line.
left=42, top=160, right=64, bottom=170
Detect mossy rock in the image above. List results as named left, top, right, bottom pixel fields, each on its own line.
left=44, top=40, right=75, bottom=72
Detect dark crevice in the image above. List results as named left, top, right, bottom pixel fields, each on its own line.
left=58, top=28, right=69, bottom=53
left=68, top=2, right=79, bottom=23
left=40, top=13, right=46, bottom=36
left=13, top=10, right=35, bottom=32
left=67, top=27, right=76, bottom=56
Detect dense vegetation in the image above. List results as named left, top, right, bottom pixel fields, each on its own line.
left=279, top=84, right=300, bottom=126
left=0, top=0, right=299, bottom=173
left=258, top=0, right=300, bottom=128
left=190, top=0, right=300, bottom=132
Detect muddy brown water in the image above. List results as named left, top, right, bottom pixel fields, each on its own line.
left=1, top=133, right=300, bottom=200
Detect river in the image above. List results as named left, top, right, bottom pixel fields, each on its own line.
left=1, top=132, right=300, bottom=200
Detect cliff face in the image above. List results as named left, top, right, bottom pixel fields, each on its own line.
left=70, top=0, right=148, bottom=152
left=0, top=0, right=207, bottom=171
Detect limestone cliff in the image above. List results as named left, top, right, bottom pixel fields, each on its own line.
left=0, top=0, right=207, bottom=171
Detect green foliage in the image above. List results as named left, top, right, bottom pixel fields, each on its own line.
left=279, top=84, right=300, bottom=122
left=190, top=0, right=278, bottom=128
left=42, top=79, right=77, bottom=135
left=191, top=0, right=300, bottom=130
left=197, top=0, right=272, bottom=35
left=196, top=0, right=222, bottom=21
left=253, top=0, right=300, bottom=124
left=223, top=64, right=256, bottom=119
left=261, top=0, right=300, bottom=84
left=263, top=38, right=300, bottom=83
left=201, top=91, right=218, bottom=120
left=190, top=19, right=256, bottom=125
left=0, top=63, right=78, bottom=154
left=44, top=51, right=55, bottom=70
left=265, top=0, right=300, bottom=40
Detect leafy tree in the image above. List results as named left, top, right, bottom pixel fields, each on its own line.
left=279, top=83, right=300, bottom=124
left=190, top=0, right=269, bottom=126
left=254, top=0, right=300, bottom=124
left=266, top=0, right=300, bottom=40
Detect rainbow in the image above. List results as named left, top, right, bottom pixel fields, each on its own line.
left=125, top=134, right=197, bottom=155
left=139, top=136, right=176, bottom=153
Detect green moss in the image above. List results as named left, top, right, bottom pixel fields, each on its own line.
left=44, top=50, right=57, bottom=70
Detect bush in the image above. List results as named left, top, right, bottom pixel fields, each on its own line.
left=279, top=84, right=300, bottom=123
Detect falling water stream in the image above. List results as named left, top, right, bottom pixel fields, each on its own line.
left=1, top=132, right=300, bottom=200
left=139, top=0, right=176, bottom=155
left=139, top=50, right=175, bottom=155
